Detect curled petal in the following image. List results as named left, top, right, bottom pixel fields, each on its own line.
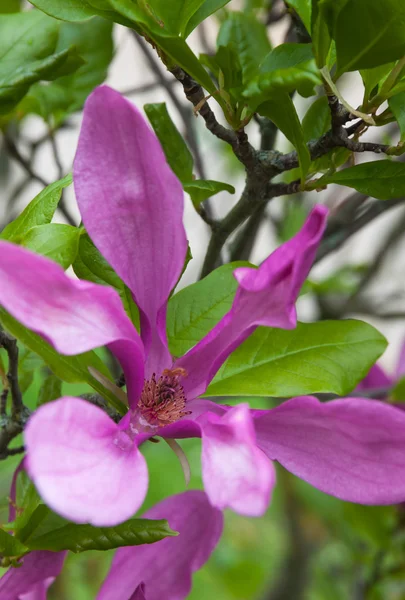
left=175, top=205, right=328, bottom=399
left=74, top=86, right=187, bottom=377
left=129, top=584, right=146, bottom=600
left=356, top=364, right=392, bottom=391
left=199, top=404, right=274, bottom=515
left=0, top=551, right=66, bottom=600
left=25, top=397, right=148, bottom=526
left=97, top=490, right=223, bottom=600
left=254, top=395, right=405, bottom=504
left=0, top=241, right=144, bottom=404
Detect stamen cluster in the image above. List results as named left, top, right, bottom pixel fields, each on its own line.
left=138, top=368, right=190, bottom=427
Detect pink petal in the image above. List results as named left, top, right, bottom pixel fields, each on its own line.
left=254, top=395, right=405, bottom=504
left=97, top=490, right=223, bottom=600
left=198, top=404, right=275, bottom=515
left=0, top=240, right=144, bottom=404
left=0, top=551, right=66, bottom=600
left=25, top=397, right=148, bottom=526
left=175, top=205, right=328, bottom=399
left=356, top=364, right=392, bottom=391
left=74, top=86, right=187, bottom=377
left=129, top=584, right=146, bottom=600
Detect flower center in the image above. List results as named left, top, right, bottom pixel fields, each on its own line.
left=137, top=368, right=190, bottom=427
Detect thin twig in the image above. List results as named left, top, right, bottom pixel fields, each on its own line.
left=0, top=330, right=23, bottom=416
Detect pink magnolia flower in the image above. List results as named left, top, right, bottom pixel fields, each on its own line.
left=356, top=338, right=405, bottom=393
left=97, top=490, right=223, bottom=600
left=1, top=86, right=405, bottom=527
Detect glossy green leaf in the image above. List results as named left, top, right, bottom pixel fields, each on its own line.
left=73, top=232, right=139, bottom=329
left=259, top=93, right=310, bottom=182
left=18, top=347, right=43, bottom=393
left=144, top=102, right=194, bottom=183
left=286, top=0, right=311, bottom=33
left=315, top=160, right=405, bottom=200
left=184, top=180, right=235, bottom=207
left=167, top=262, right=251, bottom=357
left=0, top=11, right=83, bottom=114
left=0, top=174, right=72, bottom=241
left=0, top=309, right=125, bottom=413
left=184, top=0, right=231, bottom=38
left=14, top=472, right=42, bottom=535
left=20, top=224, right=80, bottom=269
left=141, top=0, right=206, bottom=37
left=389, top=92, right=405, bottom=142
left=37, top=372, right=63, bottom=406
left=391, top=376, right=405, bottom=402
left=302, top=96, right=331, bottom=141
left=0, top=529, right=28, bottom=557
left=0, top=0, right=21, bottom=12
left=217, top=11, right=271, bottom=83
left=244, top=43, right=321, bottom=103
left=207, top=320, right=387, bottom=397
left=334, top=0, right=405, bottom=74
left=26, top=518, right=177, bottom=553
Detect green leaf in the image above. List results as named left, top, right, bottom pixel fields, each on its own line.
left=37, top=372, right=63, bottom=406
left=20, top=224, right=80, bottom=269
left=217, top=11, right=271, bottom=83
left=389, top=92, right=405, bottom=142
left=311, top=0, right=331, bottom=67
left=28, top=0, right=94, bottom=19
left=206, top=320, right=387, bottom=397
left=144, top=102, right=194, bottom=183
left=315, top=160, right=405, bottom=200
left=244, top=43, right=321, bottom=103
left=18, top=347, right=43, bottom=393
left=361, top=63, right=394, bottom=102
left=302, top=95, right=331, bottom=141
left=0, top=529, right=28, bottom=557
left=0, top=11, right=83, bottom=114
left=0, top=310, right=125, bottom=413
left=286, top=0, right=311, bottom=33
left=184, top=0, right=231, bottom=38
left=26, top=518, right=177, bottom=553
left=27, top=17, right=114, bottom=120
left=184, top=180, right=235, bottom=207
left=334, top=0, right=405, bottom=74
left=0, top=0, right=21, bottom=12
left=73, top=232, right=140, bottom=328
left=259, top=93, right=311, bottom=182
left=0, top=174, right=72, bottom=241
left=391, top=376, right=405, bottom=402
left=167, top=262, right=251, bottom=357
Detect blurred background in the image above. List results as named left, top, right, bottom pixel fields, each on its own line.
left=1, top=1, right=405, bottom=598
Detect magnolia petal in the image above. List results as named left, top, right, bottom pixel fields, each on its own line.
left=356, top=364, right=392, bottom=391
left=0, top=240, right=144, bottom=404
left=254, top=395, right=405, bottom=504
left=175, top=205, right=328, bottom=399
left=129, top=584, right=146, bottom=600
left=25, top=397, right=148, bottom=526
left=74, top=86, right=187, bottom=377
left=199, top=404, right=274, bottom=515
left=0, top=551, right=66, bottom=600
left=97, top=490, right=223, bottom=600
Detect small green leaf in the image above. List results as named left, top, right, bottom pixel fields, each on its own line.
left=14, top=472, right=42, bottom=535
left=167, top=262, right=251, bottom=357
left=18, top=347, right=43, bottom=393
left=311, top=0, right=331, bottom=67
left=0, top=529, right=28, bottom=558
left=144, top=102, right=194, bottom=183
left=26, top=518, right=177, bottom=553
left=389, top=92, right=405, bottom=142
left=361, top=63, right=394, bottom=102
left=28, top=0, right=96, bottom=20
left=0, top=11, right=83, bottom=114
left=0, top=174, right=72, bottom=241
left=184, top=0, right=231, bottom=38
left=0, top=0, right=21, bottom=13
left=217, top=11, right=271, bottom=83
left=20, top=224, right=80, bottom=269
left=334, top=0, right=405, bottom=74
left=302, top=95, right=331, bottom=141
left=37, top=372, right=63, bottom=406
left=315, top=160, right=405, bottom=200
left=244, top=43, right=321, bottom=103
left=259, top=93, right=311, bottom=182
left=391, top=376, right=405, bottom=402
left=73, top=233, right=139, bottom=329
left=184, top=180, right=235, bottom=207
left=206, top=320, right=387, bottom=397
